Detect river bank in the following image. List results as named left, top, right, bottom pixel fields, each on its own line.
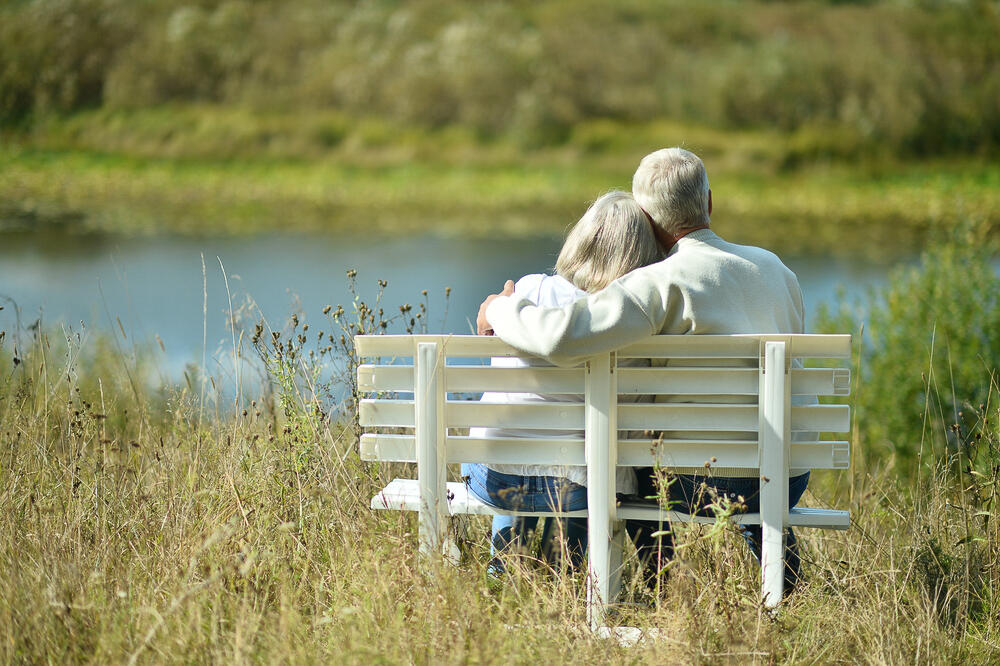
left=2, top=109, right=997, bottom=260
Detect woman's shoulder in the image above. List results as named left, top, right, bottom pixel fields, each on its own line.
left=515, top=273, right=585, bottom=306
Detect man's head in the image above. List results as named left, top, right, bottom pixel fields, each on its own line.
left=632, top=148, right=712, bottom=238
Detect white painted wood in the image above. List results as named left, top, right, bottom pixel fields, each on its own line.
left=616, top=367, right=759, bottom=395
left=356, top=335, right=525, bottom=358
left=790, top=405, right=851, bottom=432
left=585, top=352, right=616, bottom=630
left=448, top=401, right=585, bottom=429
left=609, top=521, right=626, bottom=605
left=361, top=399, right=845, bottom=433
left=359, top=363, right=848, bottom=397
left=759, top=341, right=790, bottom=608
left=357, top=332, right=853, bottom=612
left=360, top=400, right=587, bottom=429
left=446, top=366, right=584, bottom=393
left=369, top=478, right=851, bottom=529
left=618, top=403, right=758, bottom=431
left=361, top=433, right=850, bottom=469
left=617, top=367, right=848, bottom=397
left=616, top=334, right=851, bottom=359
left=356, top=333, right=852, bottom=361
left=618, top=439, right=850, bottom=470
left=415, top=342, right=447, bottom=556
left=361, top=433, right=850, bottom=470
left=358, top=364, right=586, bottom=394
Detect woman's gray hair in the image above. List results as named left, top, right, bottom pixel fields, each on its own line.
left=632, top=147, right=710, bottom=235
left=555, top=190, right=664, bottom=293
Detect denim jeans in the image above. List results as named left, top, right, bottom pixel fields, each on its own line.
left=625, top=471, right=811, bottom=592
left=462, top=463, right=588, bottom=572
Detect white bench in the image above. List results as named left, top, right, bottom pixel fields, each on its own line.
left=356, top=334, right=851, bottom=626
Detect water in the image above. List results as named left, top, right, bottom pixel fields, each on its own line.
left=0, top=231, right=901, bottom=380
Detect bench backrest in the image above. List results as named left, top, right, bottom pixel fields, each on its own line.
left=357, top=333, right=850, bottom=474
left=356, top=333, right=851, bottom=611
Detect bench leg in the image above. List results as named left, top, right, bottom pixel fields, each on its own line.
left=760, top=520, right=784, bottom=607
left=609, top=520, right=625, bottom=604
left=759, top=340, right=789, bottom=608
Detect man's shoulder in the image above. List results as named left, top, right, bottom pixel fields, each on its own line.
left=703, top=232, right=796, bottom=277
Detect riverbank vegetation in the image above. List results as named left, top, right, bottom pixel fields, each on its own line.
left=2, top=241, right=998, bottom=663
left=3, top=0, right=999, bottom=157
left=2, top=107, right=998, bottom=258
left=2, top=0, right=999, bottom=257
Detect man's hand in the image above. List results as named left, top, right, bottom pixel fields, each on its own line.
left=476, top=280, right=515, bottom=335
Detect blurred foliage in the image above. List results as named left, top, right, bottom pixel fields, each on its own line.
left=2, top=0, right=999, bottom=158
left=816, top=230, right=1000, bottom=476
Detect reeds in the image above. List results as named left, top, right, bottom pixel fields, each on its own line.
left=1, top=267, right=998, bottom=664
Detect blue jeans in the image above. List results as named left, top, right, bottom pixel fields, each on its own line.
left=625, top=471, right=810, bottom=592
left=462, top=463, right=588, bottom=572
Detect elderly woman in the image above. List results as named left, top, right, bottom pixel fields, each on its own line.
left=462, top=190, right=663, bottom=574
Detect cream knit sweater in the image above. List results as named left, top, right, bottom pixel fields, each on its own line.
left=485, top=229, right=810, bottom=478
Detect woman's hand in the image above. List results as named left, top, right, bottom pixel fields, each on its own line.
left=476, top=280, right=514, bottom=335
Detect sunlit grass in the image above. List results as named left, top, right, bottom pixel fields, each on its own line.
left=1, top=258, right=998, bottom=663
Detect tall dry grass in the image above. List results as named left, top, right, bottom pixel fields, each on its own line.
left=1, top=266, right=999, bottom=663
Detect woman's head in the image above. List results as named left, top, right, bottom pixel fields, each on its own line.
left=555, top=190, right=664, bottom=292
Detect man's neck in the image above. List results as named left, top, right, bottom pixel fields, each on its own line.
left=656, top=225, right=710, bottom=252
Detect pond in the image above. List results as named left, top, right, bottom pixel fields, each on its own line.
left=0, top=231, right=900, bottom=380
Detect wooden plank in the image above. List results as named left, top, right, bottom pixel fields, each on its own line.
left=358, top=364, right=412, bottom=392
left=356, top=333, right=852, bottom=361
left=758, top=340, right=789, bottom=607
left=616, top=502, right=850, bottom=530
left=359, top=363, right=583, bottom=394
left=358, top=363, right=851, bottom=396
left=362, top=434, right=849, bottom=470
left=616, top=334, right=852, bottom=360
left=358, top=433, right=588, bottom=466
left=369, top=479, right=849, bottom=529
left=362, top=399, right=849, bottom=433
left=356, top=335, right=525, bottom=358
left=359, top=399, right=414, bottom=427
left=362, top=399, right=586, bottom=429
left=446, top=366, right=584, bottom=393
left=617, top=337, right=760, bottom=359
left=617, top=368, right=759, bottom=395
left=791, top=405, right=851, bottom=433
left=618, top=404, right=758, bottom=431
left=360, top=364, right=849, bottom=397
left=618, top=439, right=850, bottom=470
left=447, top=401, right=585, bottom=429
left=793, top=368, right=851, bottom=397
left=370, top=479, right=588, bottom=517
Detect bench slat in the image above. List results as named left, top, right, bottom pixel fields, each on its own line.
left=369, top=479, right=850, bottom=529
left=361, top=434, right=850, bottom=470
left=356, top=334, right=853, bottom=360
left=617, top=334, right=852, bottom=359
left=358, top=364, right=585, bottom=393
left=361, top=399, right=849, bottom=433
left=359, top=365, right=850, bottom=397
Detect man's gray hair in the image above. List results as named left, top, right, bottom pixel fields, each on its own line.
left=555, top=190, right=664, bottom=293
left=632, top=147, right=710, bottom=235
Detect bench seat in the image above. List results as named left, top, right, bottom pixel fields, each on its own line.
left=371, top=477, right=850, bottom=529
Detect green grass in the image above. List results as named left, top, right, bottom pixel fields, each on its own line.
left=2, top=107, right=998, bottom=259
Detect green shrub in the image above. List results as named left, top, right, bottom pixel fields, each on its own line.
left=2, top=0, right=999, bottom=157
left=816, top=232, right=1000, bottom=477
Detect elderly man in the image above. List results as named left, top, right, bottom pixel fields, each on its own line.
left=476, top=147, right=809, bottom=593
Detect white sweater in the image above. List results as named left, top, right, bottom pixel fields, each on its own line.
left=473, top=273, right=638, bottom=492
left=485, top=229, right=809, bottom=478
left=485, top=229, right=804, bottom=366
